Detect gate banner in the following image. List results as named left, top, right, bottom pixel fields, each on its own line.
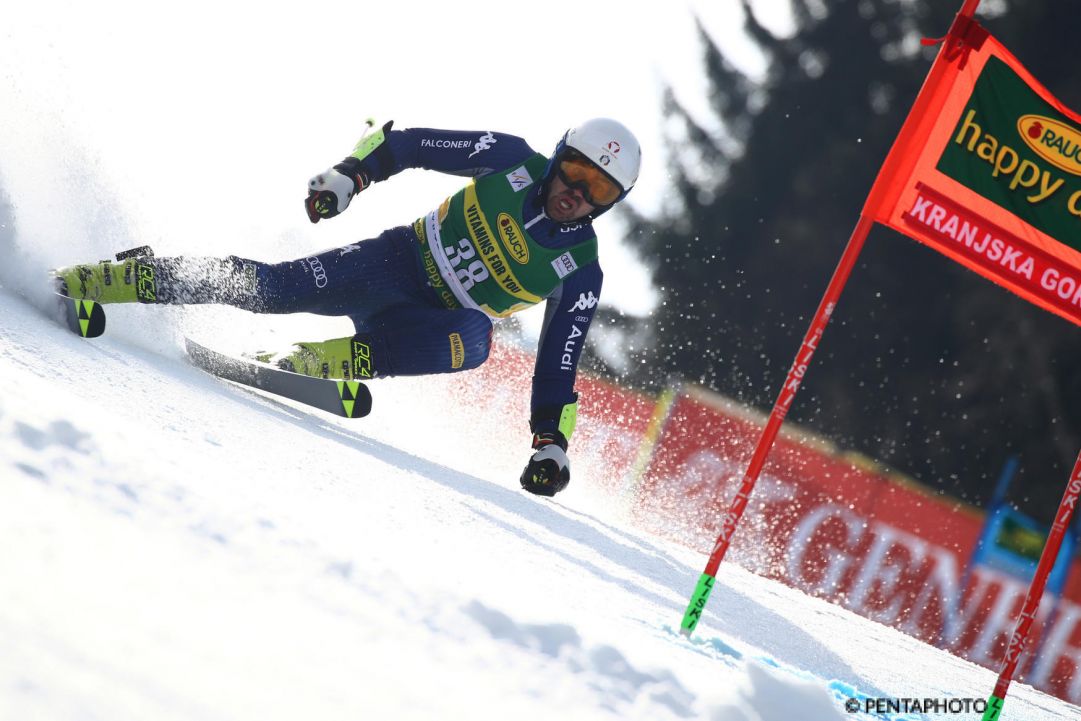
left=864, top=17, right=1081, bottom=327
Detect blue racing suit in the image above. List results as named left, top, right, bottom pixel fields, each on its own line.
left=151, top=127, right=604, bottom=436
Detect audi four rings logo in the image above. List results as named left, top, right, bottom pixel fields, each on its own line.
left=306, top=257, right=328, bottom=288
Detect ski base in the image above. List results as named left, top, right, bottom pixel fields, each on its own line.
left=57, top=294, right=106, bottom=338
left=185, top=338, right=373, bottom=419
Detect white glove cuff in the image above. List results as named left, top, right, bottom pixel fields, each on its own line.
left=532, top=443, right=569, bottom=471
left=308, top=168, right=356, bottom=212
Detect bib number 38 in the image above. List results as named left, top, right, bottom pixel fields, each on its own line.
left=444, top=238, right=489, bottom=291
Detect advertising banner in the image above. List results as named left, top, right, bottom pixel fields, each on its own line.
left=632, top=387, right=1081, bottom=703
left=865, top=19, right=1081, bottom=327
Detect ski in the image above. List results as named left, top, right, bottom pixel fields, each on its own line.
left=50, top=245, right=153, bottom=338
left=185, top=338, right=373, bottom=419
left=56, top=294, right=106, bottom=338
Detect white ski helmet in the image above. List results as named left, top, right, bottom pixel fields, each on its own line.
left=545, top=118, right=642, bottom=210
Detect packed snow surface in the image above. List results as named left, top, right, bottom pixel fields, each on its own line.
left=3, top=2, right=1077, bottom=719
left=0, top=291, right=1074, bottom=721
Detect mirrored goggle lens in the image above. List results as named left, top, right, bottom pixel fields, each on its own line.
left=558, top=155, right=621, bottom=206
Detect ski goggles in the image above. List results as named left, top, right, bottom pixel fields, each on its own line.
left=556, top=150, right=622, bottom=207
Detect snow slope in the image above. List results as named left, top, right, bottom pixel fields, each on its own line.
left=0, top=290, right=1075, bottom=721
left=1, top=1, right=1076, bottom=717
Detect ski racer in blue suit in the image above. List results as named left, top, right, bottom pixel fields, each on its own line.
left=53, top=118, right=643, bottom=497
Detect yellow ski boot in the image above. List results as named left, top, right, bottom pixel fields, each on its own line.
left=53, top=255, right=157, bottom=304
left=257, top=336, right=374, bottom=380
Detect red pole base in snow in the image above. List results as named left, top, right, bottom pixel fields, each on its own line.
left=986, top=450, right=1081, bottom=710
left=679, top=215, right=875, bottom=634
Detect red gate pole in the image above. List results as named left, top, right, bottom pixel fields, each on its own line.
left=981, top=450, right=1081, bottom=721
left=958, top=0, right=982, bottom=17
left=679, top=214, right=874, bottom=635
left=677, top=0, right=986, bottom=643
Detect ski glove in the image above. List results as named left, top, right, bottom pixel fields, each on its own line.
left=520, top=431, right=570, bottom=497
left=305, top=157, right=368, bottom=223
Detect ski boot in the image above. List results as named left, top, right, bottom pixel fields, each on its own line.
left=255, top=335, right=375, bottom=381
left=53, top=246, right=157, bottom=303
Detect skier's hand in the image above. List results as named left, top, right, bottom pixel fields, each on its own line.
left=520, top=432, right=570, bottom=497
left=305, top=157, right=368, bottom=223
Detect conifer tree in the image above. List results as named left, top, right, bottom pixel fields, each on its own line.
left=595, top=0, right=1080, bottom=516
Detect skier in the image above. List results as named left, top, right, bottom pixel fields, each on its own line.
left=53, top=118, right=642, bottom=497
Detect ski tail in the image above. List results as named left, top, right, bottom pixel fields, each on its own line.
left=57, top=294, right=106, bottom=338
left=185, top=338, right=373, bottom=419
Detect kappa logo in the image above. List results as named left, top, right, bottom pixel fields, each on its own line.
left=568, top=291, right=599, bottom=313
left=469, top=131, right=496, bottom=158
left=506, top=165, right=533, bottom=192
left=551, top=252, right=578, bottom=279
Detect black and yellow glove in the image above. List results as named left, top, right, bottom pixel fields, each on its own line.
left=520, top=431, right=571, bottom=497
left=520, top=396, right=578, bottom=497
left=305, top=120, right=393, bottom=223
left=305, top=158, right=368, bottom=223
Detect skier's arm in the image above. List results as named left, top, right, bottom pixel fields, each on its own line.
left=366, top=127, right=536, bottom=180
left=520, top=264, right=603, bottom=497
left=306, top=123, right=536, bottom=222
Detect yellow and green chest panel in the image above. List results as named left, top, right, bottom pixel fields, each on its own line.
left=422, top=153, right=598, bottom=318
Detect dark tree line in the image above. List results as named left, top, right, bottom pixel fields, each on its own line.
left=589, top=0, right=1081, bottom=519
